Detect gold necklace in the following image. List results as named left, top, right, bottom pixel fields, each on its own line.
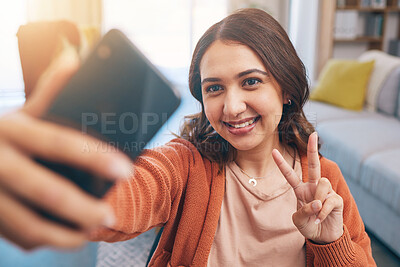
left=236, top=148, right=286, bottom=187
left=237, top=165, right=267, bottom=187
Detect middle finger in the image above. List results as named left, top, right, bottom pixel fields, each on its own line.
left=0, top=188, right=87, bottom=249
left=0, top=143, right=115, bottom=229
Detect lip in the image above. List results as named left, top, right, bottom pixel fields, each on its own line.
left=223, top=116, right=260, bottom=135
left=225, top=116, right=259, bottom=125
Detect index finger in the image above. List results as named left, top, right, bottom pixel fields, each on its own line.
left=272, top=149, right=301, bottom=189
left=307, top=132, right=321, bottom=183
left=0, top=113, right=132, bottom=181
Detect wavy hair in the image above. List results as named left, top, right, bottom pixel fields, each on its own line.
left=180, top=8, right=316, bottom=167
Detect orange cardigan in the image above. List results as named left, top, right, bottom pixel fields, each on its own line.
left=90, top=138, right=376, bottom=266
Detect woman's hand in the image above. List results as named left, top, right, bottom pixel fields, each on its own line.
left=0, top=49, right=132, bottom=250
left=272, top=132, right=344, bottom=244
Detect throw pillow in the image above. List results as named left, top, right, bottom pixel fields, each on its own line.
left=377, top=66, right=400, bottom=116
left=310, top=59, right=374, bottom=111
left=359, top=50, right=400, bottom=112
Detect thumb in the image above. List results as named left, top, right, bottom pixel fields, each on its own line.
left=22, top=42, right=80, bottom=117
left=292, top=200, right=322, bottom=230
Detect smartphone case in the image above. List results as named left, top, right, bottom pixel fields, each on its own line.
left=36, top=29, right=181, bottom=228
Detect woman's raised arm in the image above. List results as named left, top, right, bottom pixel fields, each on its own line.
left=0, top=50, right=132, bottom=250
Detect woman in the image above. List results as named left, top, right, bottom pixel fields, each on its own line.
left=90, top=8, right=375, bottom=266
left=0, top=7, right=375, bottom=266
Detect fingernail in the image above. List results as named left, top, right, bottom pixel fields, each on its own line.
left=312, top=200, right=321, bottom=211
left=314, top=218, right=321, bottom=224
left=109, top=158, right=133, bottom=180
left=102, top=205, right=116, bottom=228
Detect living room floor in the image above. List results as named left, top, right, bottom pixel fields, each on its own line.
left=368, top=229, right=400, bottom=267
left=95, top=228, right=400, bottom=266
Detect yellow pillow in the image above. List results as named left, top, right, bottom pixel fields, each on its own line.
left=310, top=59, right=374, bottom=111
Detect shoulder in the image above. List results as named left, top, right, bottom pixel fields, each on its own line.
left=165, top=138, right=199, bottom=152
left=138, top=138, right=209, bottom=166
left=320, top=156, right=341, bottom=176
left=300, top=152, right=346, bottom=189
left=158, top=138, right=202, bottom=159
left=319, top=156, right=346, bottom=190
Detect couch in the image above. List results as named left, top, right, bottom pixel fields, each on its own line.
left=303, top=51, right=400, bottom=257
left=17, top=20, right=80, bottom=99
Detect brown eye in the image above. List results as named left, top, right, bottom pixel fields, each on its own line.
left=243, top=78, right=261, bottom=86
left=206, top=84, right=223, bottom=93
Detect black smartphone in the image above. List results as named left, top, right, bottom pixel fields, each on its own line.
left=36, top=29, right=181, bottom=228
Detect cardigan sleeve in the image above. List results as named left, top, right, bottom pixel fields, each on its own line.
left=89, top=139, right=193, bottom=242
left=306, top=158, right=376, bottom=266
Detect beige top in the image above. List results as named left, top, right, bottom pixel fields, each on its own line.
left=207, top=155, right=306, bottom=267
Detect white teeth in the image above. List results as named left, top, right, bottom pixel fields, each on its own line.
left=229, top=117, right=257, bottom=128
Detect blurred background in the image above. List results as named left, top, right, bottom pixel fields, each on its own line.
left=0, top=0, right=399, bottom=266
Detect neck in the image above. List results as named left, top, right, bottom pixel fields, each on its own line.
left=234, top=134, right=285, bottom=178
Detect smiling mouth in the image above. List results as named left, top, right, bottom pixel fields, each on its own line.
left=224, top=116, right=261, bottom=129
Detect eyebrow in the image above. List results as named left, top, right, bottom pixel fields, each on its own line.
left=201, top=68, right=269, bottom=85
left=237, top=68, right=269, bottom=78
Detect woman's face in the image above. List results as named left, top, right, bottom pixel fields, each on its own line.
left=200, top=40, right=286, bottom=152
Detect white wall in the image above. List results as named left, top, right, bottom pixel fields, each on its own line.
left=228, top=0, right=289, bottom=30
left=289, top=0, right=320, bottom=84
left=333, top=43, right=368, bottom=59
left=0, top=1, right=26, bottom=92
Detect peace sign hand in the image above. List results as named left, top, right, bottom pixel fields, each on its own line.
left=272, top=132, right=344, bottom=244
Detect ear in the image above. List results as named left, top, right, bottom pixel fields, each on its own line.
left=283, top=93, right=290, bottom=105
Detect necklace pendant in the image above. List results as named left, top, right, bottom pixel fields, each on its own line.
left=249, top=178, right=257, bottom=187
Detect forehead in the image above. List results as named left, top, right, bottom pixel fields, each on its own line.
left=199, top=40, right=267, bottom=76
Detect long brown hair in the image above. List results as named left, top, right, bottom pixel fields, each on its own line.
left=180, top=8, right=315, bottom=167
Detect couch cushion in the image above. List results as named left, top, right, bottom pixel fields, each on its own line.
left=359, top=50, right=400, bottom=111
left=303, top=100, right=377, bottom=124
left=310, top=59, right=374, bottom=111
left=17, top=21, right=80, bottom=99
left=359, top=149, right=400, bottom=215
left=377, top=66, right=400, bottom=116
left=316, top=115, right=400, bottom=182
left=398, top=90, right=400, bottom=119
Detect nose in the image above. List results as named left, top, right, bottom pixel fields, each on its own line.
left=223, top=88, right=246, bottom=118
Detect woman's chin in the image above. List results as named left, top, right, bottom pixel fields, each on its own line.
left=226, top=139, right=259, bottom=152
left=221, top=131, right=279, bottom=153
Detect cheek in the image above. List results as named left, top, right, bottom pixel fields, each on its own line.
left=253, top=96, right=283, bottom=126
left=203, top=100, right=222, bottom=129
left=263, top=104, right=283, bottom=125
left=254, top=88, right=284, bottom=116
